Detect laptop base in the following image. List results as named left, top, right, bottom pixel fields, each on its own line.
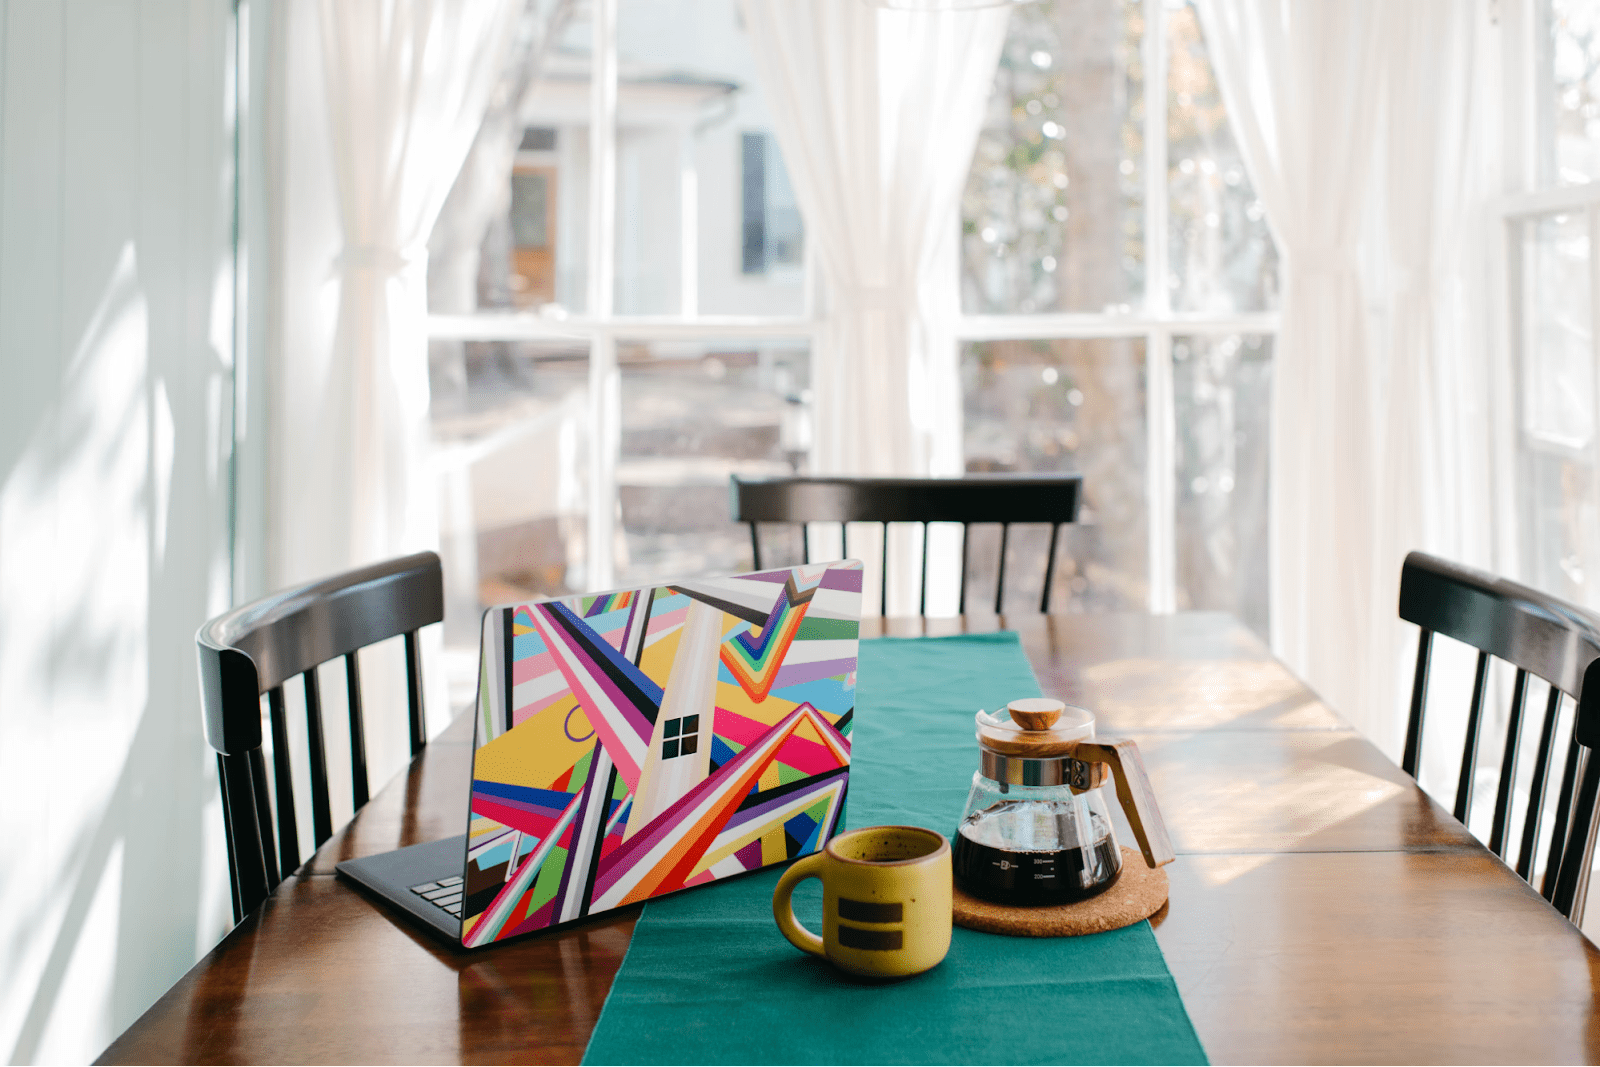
left=336, top=836, right=465, bottom=945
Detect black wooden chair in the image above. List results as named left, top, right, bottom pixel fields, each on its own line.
left=197, top=551, right=444, bottom=922
left=730, top=474, right=1082, bottom=616
left=1399, top=550, right=1600, bottom=920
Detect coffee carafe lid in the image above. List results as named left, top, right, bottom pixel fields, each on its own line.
left=976, top=698, right=1095, bottom=757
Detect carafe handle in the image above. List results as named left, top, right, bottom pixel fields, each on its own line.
left=1076, top=740, right=1176, bottom=869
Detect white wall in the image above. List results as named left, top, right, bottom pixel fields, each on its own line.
left=0, top=2, right=236, bottom=1063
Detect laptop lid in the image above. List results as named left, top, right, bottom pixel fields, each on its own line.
left=459, top=561, right=864, bottom=948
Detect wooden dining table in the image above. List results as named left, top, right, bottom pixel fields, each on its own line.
left=99, top=612, right=1600, bottom=1065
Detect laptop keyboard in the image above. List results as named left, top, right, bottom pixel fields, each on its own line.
left=409, top=875, right=465, bottom=917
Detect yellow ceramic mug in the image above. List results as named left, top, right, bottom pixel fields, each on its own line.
left=772, top=825, right=953, bottom=978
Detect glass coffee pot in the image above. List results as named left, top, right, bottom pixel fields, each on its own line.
left=953, top=698, right=1174, bottom=907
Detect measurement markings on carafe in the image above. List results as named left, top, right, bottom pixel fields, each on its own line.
left=989, top=855, right=1060, bottom=881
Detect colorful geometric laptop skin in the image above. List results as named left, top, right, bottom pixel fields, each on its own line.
left=460, top=561, right=863, bottom=946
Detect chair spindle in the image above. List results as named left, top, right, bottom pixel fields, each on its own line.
left=247, top=749, right=278, bottom=889
left=880, top=522, right=890, bottom=617
left=1040, top=522, right=1062, bottom=613
left=958, top=523, right=969, bottom=615
left=995, top=523, right=1011, bottom=615
left=1516, top=685, right=1564, bottom=880
left=346, top=651, right=369, bottom=808
left=267, top=686, right=301, bottom=874
left=748, top=523, right=762, bottom=570
left=919, top=522, right=930, bottom=618
left=405, top=630, right=426, bottom=756
left=304, top=669, right=333, bottom=847
left=1574, top=803, right=1600, bottom=923
left=1552, top=747, right=1600, bottom=918
left=217, top=753, right=242, bottom=923
left=1489, top=668, right=1531, bottom=857
left=1543, top=734, right=1583, bottom=901
left=1402, top=629, right=1433, bottom=777
left=219, top=751, right=274, bottom=924
left=1453, top=652, right=1490, bottom=824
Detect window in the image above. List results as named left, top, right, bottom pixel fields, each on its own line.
left=741, top=132, right=804, bottom=275
left=428, top=0, right=812, bottom=696
left=1545, top=0, right=1600, bottom=185
left=506, top=131, right=558, bottom=308
left=1508, top=0, right=1600, bottom=609
left=428, top=0, right=1279, bottom=696
left=957, top=0, right=1278, bottom=634
left=661, top=714, right=701, bottom=759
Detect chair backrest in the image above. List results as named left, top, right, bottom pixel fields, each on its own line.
left=730, top=474, right=1082, bottom=615
left=196, top=551, right=444, bottom=922
left=1399, top=550, right=1600, bottom=920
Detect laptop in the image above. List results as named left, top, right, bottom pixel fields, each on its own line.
left=336, top=560, right=864, bottom=948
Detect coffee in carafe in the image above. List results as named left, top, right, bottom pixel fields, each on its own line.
left=953, top=799, right=1122, bottom=906
left=952, top=698, right=1173, bottom=908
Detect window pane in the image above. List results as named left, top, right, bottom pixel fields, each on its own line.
left=614, top=0, right=805, bottom=317
left=1167, top=2, right=1279, bottom=313
left=430, top=338, right=591, bottom=696
left=1173, top=334, right=1271, bottom=640
left=962, top=0, right=1145, bottom=315
left=961, top=338, right=1148, bottom=611
left=427, top=4, right=592, bottom=316
left=618, top=338, right=810, bottom=585
left=1522, top=212, right=1593, bottom=452
left=739, top=132, right=804, bottom=279
left=1546, top=0, right=1600, bottom=185
left=1518, top=211, right=1597, bottom=606
left=1522, top=450, right=1599, bottom=605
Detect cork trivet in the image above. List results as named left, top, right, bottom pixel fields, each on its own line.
left=952, top=847, right=1168, bottom=937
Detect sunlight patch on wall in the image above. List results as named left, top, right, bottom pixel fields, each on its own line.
left=31, top=842, right=124, bottom=1065
left=0, top=242, right=151, bottom=1066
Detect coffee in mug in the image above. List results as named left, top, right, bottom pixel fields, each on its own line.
left=771, top=825, right=952, bottom=979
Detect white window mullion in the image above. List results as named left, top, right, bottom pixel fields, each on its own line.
left=1489, top=209, right=1521, bottom=581
left=1588, top=205, right=1600, bottom=606
left=588, top=329, right=621, bottom=590
left=1144, top=0, right=1169, bottom=315
left=953, top=312, right=1278, bottom=339
left=586, top=0, right=619, bottom=591
left=1146, top=328, right=1177, bottom=612
left=678, top=126, right=698, bottom=317
left=1143, top=0, right=1176, bottom=612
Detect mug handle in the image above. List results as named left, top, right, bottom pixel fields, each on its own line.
left=772, top=853, right=827, bottom=957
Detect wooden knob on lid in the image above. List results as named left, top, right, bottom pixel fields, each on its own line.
left=1008, top=698, right=1065, bottom=731
left=976, top=700, right=1092, bottom=756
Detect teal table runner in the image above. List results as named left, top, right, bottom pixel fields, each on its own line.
left=582, top=633, right=1207, bottom=1065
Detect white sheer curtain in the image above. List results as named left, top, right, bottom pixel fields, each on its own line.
left=739, top=0, right=1007, bottom=480
left=307, top=0, right=519, bottom=576
left=1197, top=0, right=1490, bottom=750
left=738, top=0, right=1006, bottom=613
left=1376, top=3, right=1492, bottom=777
